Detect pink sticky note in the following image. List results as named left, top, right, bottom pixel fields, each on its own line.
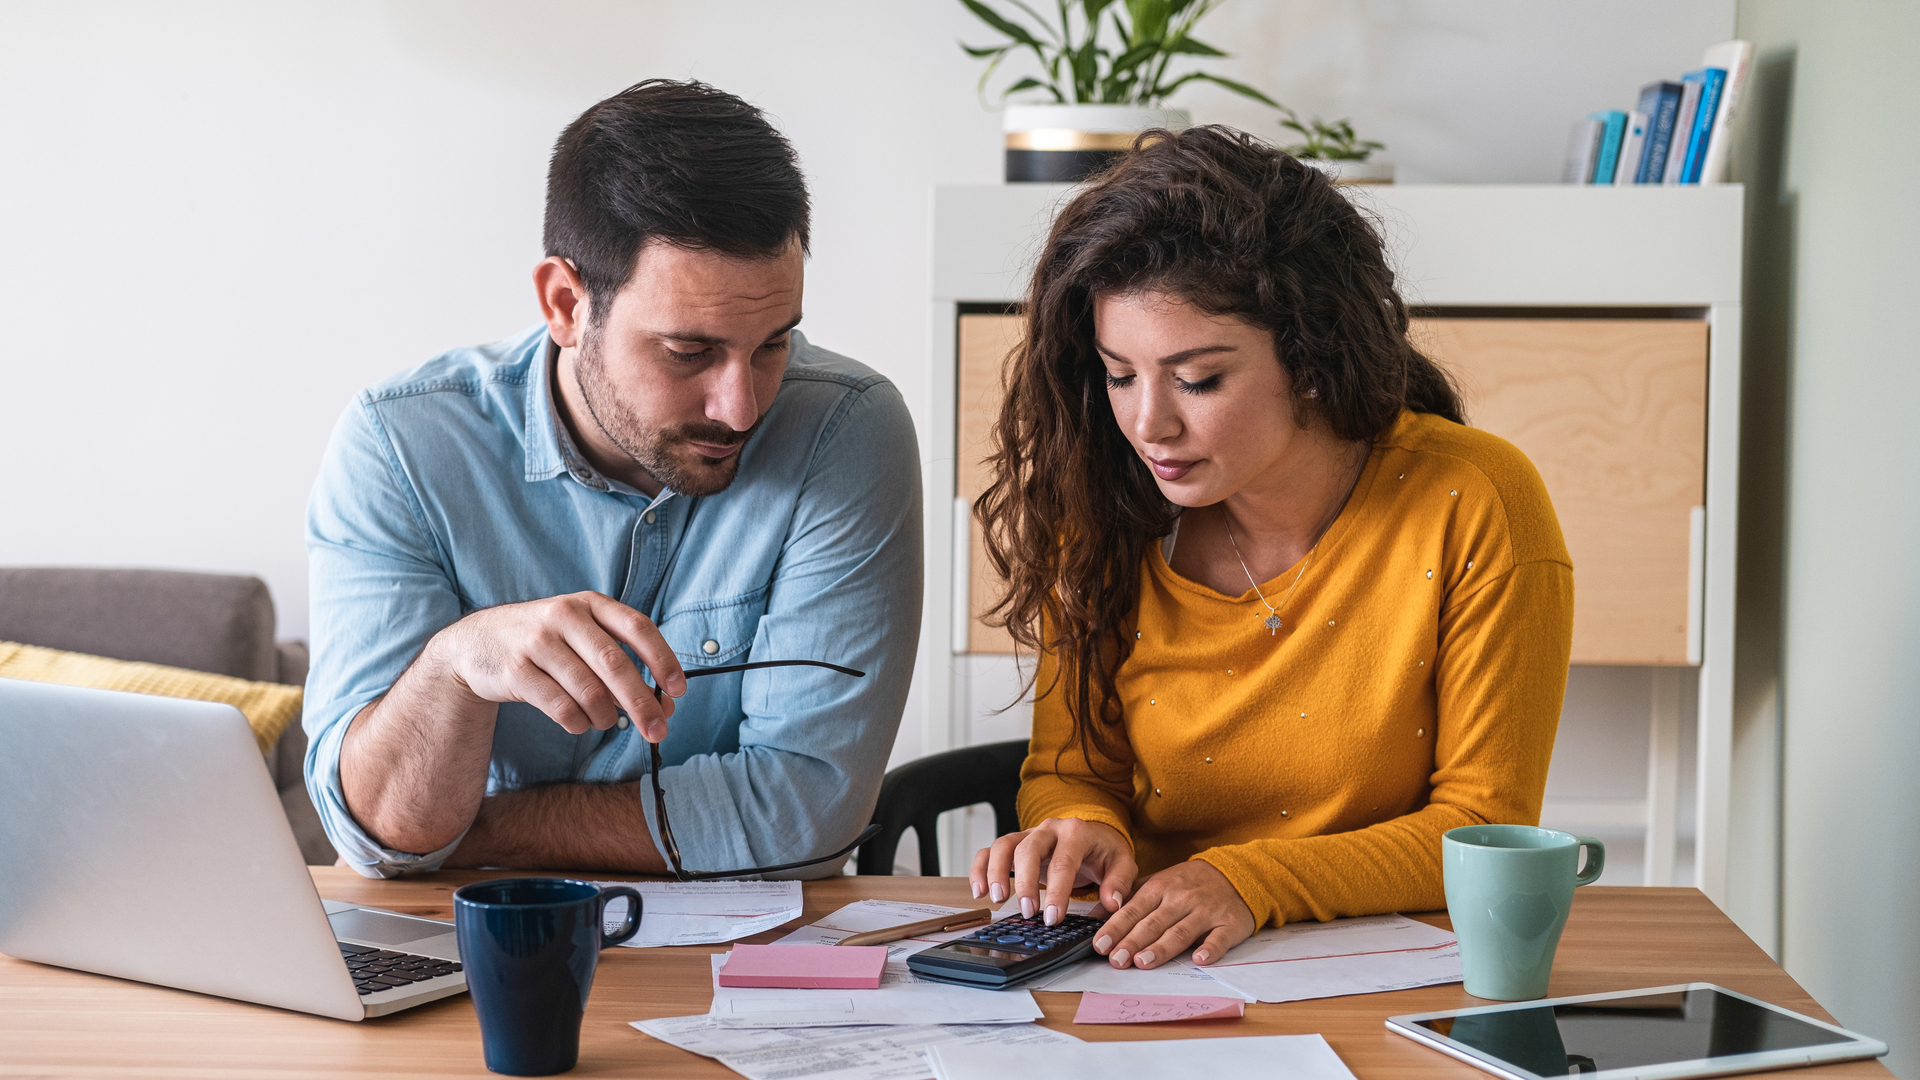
left=715, top=944, right=887, bottom=989
left=1072, top=992, right=1246, bottom=1024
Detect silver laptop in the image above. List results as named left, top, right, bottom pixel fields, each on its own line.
left=0, top=677, right=468, bottom=1020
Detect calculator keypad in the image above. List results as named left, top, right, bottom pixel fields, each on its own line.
left=959, top=912, right=1104, bottom=954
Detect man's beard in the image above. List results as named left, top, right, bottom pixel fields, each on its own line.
left=574, top=330, right=759, bottom=498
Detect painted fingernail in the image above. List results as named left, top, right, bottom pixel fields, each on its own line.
left=1020, top=897, right=1036, bottom=919
left=1110, top=891, right=1122, bottom=908
left=1111, top=948, right=1130, bottom=966
left=989, top=883, right=1005, bottom=903
left=1136, top=950, right=1155, bottom=967
left=971, top=882, right=983, bottom=899
left=1094, top=935, right=1112, bottom=953
left=1044, top=905, right=1059, bottom=925
left=1194, top=949, right=1209, bottom=963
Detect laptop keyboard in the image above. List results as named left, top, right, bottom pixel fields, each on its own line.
left=339, top=941, right=463, bottom=996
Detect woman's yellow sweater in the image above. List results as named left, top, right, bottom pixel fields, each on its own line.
left=1017, top=410, right=1575, bottom=926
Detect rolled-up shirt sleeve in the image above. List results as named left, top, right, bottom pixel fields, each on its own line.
left=649, top=379, right=924, bottom=878
left=302, top=398, right=468, bottom=878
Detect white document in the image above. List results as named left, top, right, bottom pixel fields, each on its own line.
left=632, top=1014, right=1079, bottom=1080
left=1025, top=955, right=1255, bottom=998
left=590, top=880, right=803, bottom=948
left=1189, top=913, right=1461, bottom=1003
left=927, top=1033, right=1358, bottom=1080
left=773, top=899, right=986, bottom=962
left=706, top=953, right=1044, bottom=1028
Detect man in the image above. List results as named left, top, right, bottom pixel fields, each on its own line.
left=302, top=80, right=922, bottom=879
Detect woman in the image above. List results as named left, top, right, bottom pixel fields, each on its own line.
left=967, top=126, right=1573, bottom=972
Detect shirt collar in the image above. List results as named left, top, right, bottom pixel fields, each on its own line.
left=525, top=334, right=672, bottom=508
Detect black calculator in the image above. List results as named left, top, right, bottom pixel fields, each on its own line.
left=905, top=911, right=1106, bottom=989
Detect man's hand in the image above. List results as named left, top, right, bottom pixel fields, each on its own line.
left=434, top=591, right=687, bottom=741
left=341, top=591, right=686, bottom=856
left=1090, top=859, right=1256, bottom=969
left=969, top=817, right=1137, bottom=923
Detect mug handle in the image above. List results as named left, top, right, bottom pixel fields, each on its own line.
left=1573, top=837, right=1606, bottom=886
left=598, top=886, right=644, bottom=948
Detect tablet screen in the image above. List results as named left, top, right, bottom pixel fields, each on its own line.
left=1413, top=988, right=1852, bottom=1076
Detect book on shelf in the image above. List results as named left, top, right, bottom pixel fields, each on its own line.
left=1588, top=110, right=1628, bottom=184
left=1661, top=77, right=1704, bottom=184
left=1634, top=81, right=1683, bottom=183
left=1570, top=40, right=1750, bottom=187
left=1613, top=110, right=1648, bottom=185
left=1697, top=40, right=1755, bottom=184
left=1677, top=67, right=1727, bottom=183
left=1562, top=117, right=1603, bottom=184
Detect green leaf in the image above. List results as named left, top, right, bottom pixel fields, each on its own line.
left=1081, top=0, right=1118, bottom=23
left=960, top=42, right=1012, bottom=59
left=1162, top=34, right=1226, bottom=56
left=1125, top=0, right=1172, bottom=45
left=1184, top=71, right=1282, bottom=108
left=1072, top=36, right=1100, bottom=101
left=960, top=0, right=1043, bottom=48
left=1107, top=40, right=1159, bottom=75
left=1006, top=0, right=1062, bottom=44
left=1004, top=75, right=1053, bottom=96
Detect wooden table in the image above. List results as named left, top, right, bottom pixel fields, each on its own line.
left=0, top=871, right=1890, bottom=1078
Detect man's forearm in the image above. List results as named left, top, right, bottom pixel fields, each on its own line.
left=441, top=782, right=667, bottom=874
left=340, top=636, right=499, bottom=855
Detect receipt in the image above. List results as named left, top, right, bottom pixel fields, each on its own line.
left=591, top=880, right=803, bottom=949
left=632, top=1015, right=1080, bottom=1080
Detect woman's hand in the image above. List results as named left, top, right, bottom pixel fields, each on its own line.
left=1092, top=859, right=1255, bottom=969
left=969, top=818, right=1137, bottom=923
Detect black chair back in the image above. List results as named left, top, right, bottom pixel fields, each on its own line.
left=856, top=740, right=1029, bottom=875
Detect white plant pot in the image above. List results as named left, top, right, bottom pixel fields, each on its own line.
left=1300, top=159, right=1394, bottom=185
left=1003, top=104, right=1191, bottom=183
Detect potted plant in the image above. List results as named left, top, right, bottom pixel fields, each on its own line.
left=961, top=0, right=1280, bottom=182
left=1276, top=106, right=1392, bottom=184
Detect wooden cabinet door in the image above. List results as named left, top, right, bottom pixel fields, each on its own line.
left=957, top=314, right=1707, bottom=665
left=957, top=313, right=1022, bottom=654
left=1411, top=318, right=1707, bottom=665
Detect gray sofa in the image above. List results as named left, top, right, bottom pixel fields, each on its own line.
left=0, top=567, right=336, bottom=864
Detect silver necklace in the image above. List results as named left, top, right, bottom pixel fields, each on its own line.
left=1223, top=517, right=1316, bottom=636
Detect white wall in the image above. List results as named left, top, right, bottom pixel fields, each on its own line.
left=1, top=0, right=1734, bottom=640
left=1733, top=3, right=1920, bottom=1075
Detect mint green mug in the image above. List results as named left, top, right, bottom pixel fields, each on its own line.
left=1442, top=824, right=1604, bottom=1001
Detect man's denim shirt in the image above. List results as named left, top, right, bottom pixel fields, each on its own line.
left=302, top=326, right=923, bottom=879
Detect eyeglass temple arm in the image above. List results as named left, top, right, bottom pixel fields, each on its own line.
left=678, top=822, right=884, bottom=882
left=649, top=659, right=867, bottom=701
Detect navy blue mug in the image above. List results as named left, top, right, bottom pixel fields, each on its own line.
left=453, top=878, right=643, bottom=1076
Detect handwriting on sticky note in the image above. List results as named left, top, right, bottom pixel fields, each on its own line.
left=1071, top=992, right=1245, bottom=1024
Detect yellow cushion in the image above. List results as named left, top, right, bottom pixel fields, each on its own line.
left=0, top=641, right=303, bottom=754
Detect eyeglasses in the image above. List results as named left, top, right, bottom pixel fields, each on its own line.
left=646, top=659, right=882, bottom=881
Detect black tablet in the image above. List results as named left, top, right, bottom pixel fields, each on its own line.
left=1388, top=984, right=1886, bottom=1080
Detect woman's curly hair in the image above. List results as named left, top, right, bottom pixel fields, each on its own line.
left=975, top=125, right=1462, bottom=776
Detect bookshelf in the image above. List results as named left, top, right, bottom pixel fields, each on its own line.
left=920, top=183, right=1744, bottom=905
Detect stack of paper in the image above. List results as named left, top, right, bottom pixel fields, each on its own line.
left=633, top=900, right=1068, bottom=1080
left=591, top=880, right=803, bottom=948
left=927, top=1033, right=1358, bottom=1080
left=633, top=1016, right=1081, bottom=1080
left=1179, top=913, right=1461, bottom=1003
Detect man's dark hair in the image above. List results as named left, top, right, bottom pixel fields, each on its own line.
left=544, top=79, right=810, bottom=322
